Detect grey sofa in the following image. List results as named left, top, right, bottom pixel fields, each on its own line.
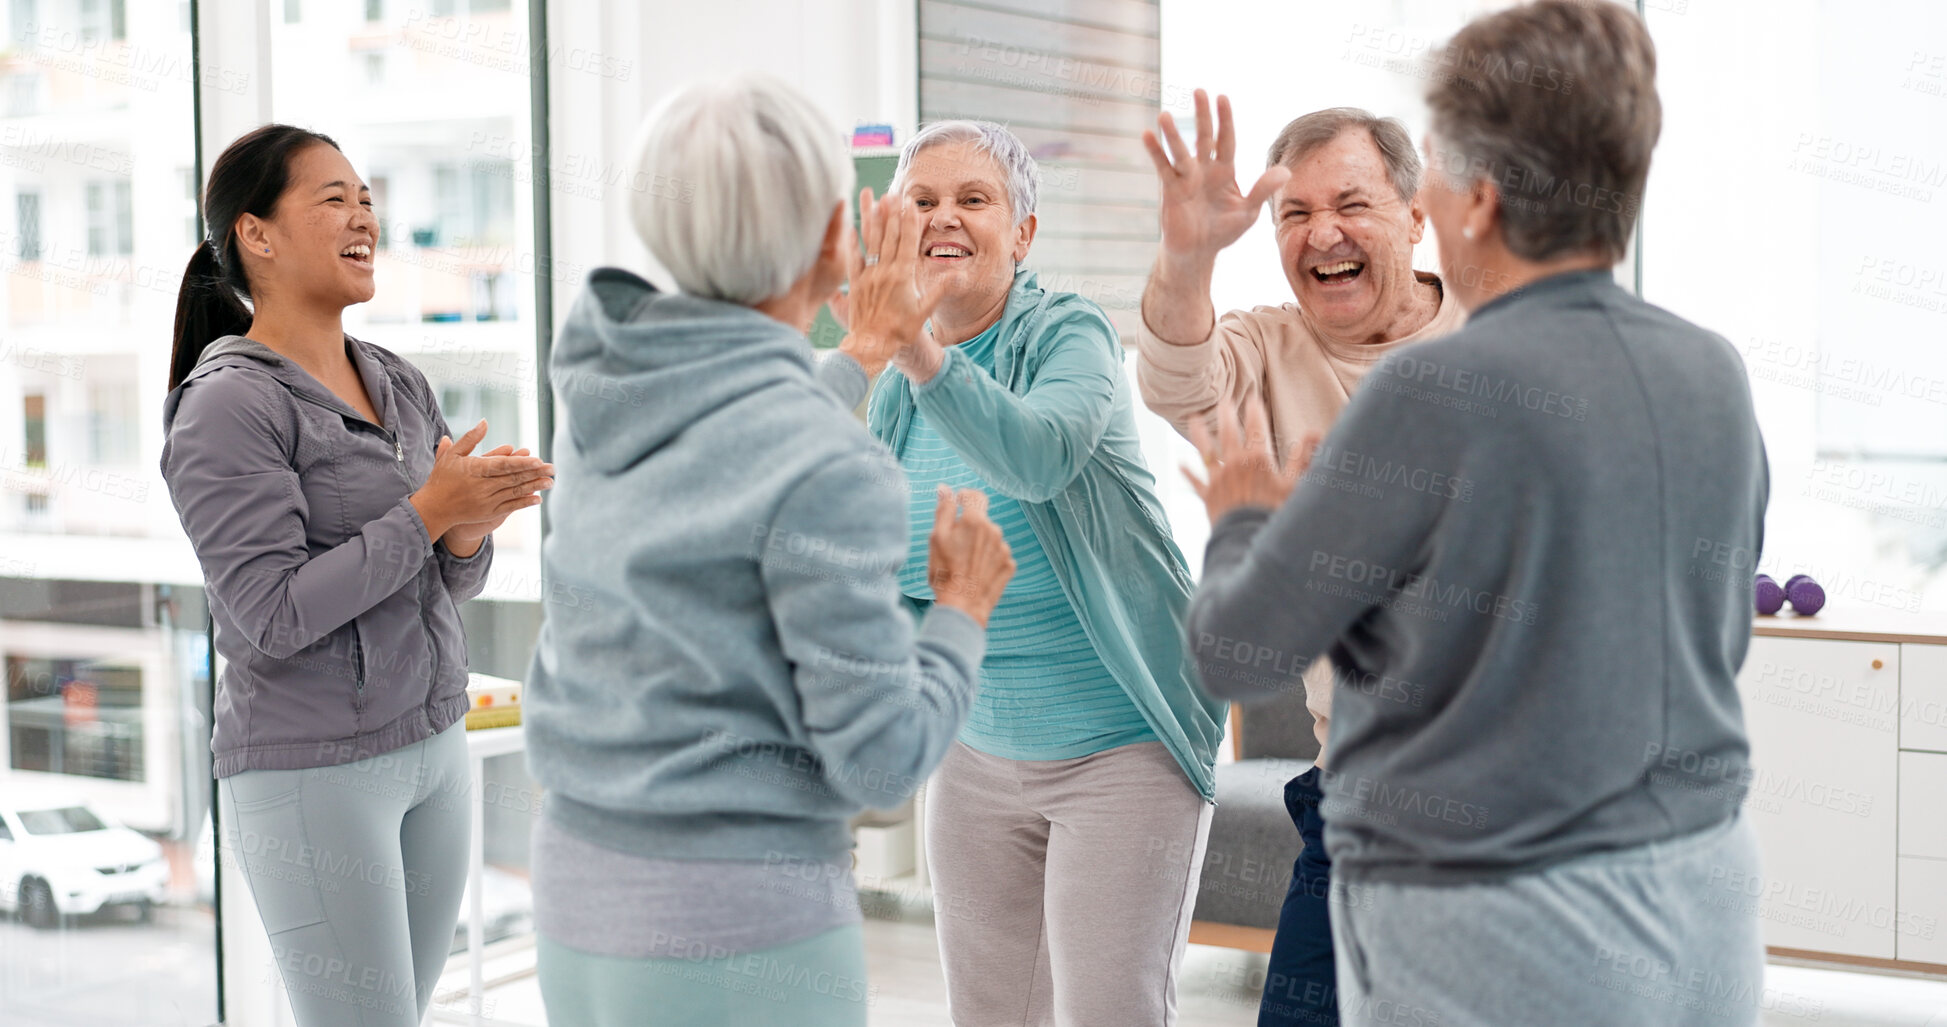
left=1188, top=689, right=1319, bottom=952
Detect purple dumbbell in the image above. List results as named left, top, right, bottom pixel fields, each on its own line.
left=1754, top=574, right=1785, bottom=615
left=1784, top=574, right=1826, bottom=616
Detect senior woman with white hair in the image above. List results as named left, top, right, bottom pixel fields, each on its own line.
left=863, top=121, right=1226, bottom=1025
left=522, top=75, right=1015, bottom=1027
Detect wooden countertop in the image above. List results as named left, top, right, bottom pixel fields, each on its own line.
left=1752, top=607, right=1947, bottom=645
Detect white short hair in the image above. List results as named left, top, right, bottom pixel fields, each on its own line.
left=628, top=74, right=855, bottom=305
left=892, top=120, right=1039, bottom=227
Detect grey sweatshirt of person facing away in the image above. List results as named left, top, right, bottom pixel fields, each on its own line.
left=1190, top=270, right=1769, bottom=885
left=161, top=336, right=492, bottom=777
left=525, top=267, right=988, bottom=867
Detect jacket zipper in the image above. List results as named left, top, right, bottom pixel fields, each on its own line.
left=289, top=383, right=444, bottom=712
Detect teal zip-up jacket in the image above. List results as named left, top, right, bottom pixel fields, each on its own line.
left=864, top=269, right=1225, bottom=801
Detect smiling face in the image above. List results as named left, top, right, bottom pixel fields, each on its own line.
left=242, top=142, right=379, bottom=310
left=900, top=140, right=1035, bottom=335
left=1271, top=128, right=1426, bottom=339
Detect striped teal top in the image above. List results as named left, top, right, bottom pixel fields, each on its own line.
left=897, top=323, right=1156, bottom=761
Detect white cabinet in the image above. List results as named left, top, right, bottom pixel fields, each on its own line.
left=1902, top=643, right=1947, bottom=753
left=1897, top=858, right=1947, bottom=964
left=1899, top=751, right=1947, bottom=859
left=1736, top=635, right=1900, bottom=958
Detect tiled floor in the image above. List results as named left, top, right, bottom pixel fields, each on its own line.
left=447, top=909, right=1947, bottom=1027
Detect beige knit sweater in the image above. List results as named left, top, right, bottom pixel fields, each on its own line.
left=1134, top=271, right=1465, bottom=764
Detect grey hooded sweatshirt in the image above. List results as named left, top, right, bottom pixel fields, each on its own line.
left=524, top=267, right=988, bottom=866
left=162, top=336, right=491, bottom=777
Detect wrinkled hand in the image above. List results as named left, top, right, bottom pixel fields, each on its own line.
left=927, top=486, right=1015, bottom=628
left=1142, top=90, right=1291, bottom=264
left=837, top=189, right=946, bottom=378
left=1182, top=399, right=1317, bottom=525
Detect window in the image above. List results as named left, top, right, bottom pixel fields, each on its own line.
left=8, top=0, right=31, bottom=47
left=260, top=2, right=545, bottom=1013
left=7, top=73, right=40, bottom=117
left=283, top=0, right=299, bottom=23
left=1641, top=0, right=1947, bottom=607
left=7, top=656, right=145, bottom=782
left=21, top=392, right=45, bottom=466
left=84, top=181, right=133, bottom=256
left=15, top=191, right=41, bottom=261
left=179, top=167, right=198, bottom=247
left=0, top=1, right=212, bottom=1018
left=87, top=381, right=138, bottom=464
left=18, top=806, right=109, bottom=834
left=431, top=159, right=516, bottom=250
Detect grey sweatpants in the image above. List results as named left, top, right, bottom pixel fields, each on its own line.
left=219, top=722, right=472, bottom=1027
left=925, top=740, right=1214, bottom=1026
left=1331, top=814, right=1765, bottom=1027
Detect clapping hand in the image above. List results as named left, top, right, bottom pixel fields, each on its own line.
left=837, top=188, right=948, bottom=379
left=1182, top=399, right=1317, bottom=525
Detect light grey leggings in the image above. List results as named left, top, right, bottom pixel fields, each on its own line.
left=219, top=722, right=471, bottom=1027
left=925, top=740, right=1214, bottom=1026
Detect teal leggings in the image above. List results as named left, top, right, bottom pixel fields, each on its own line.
left=537, top=925, right=870, bottom=1027
left=218, top=722, right=471, bottom=1026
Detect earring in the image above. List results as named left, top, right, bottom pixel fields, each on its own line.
left=264, top=247, right=270, bottom=253
left=1461, top=227, right=1474, bottom=240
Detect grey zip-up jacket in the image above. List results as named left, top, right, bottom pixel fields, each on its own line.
left=162, top=335, right=491, bottom=777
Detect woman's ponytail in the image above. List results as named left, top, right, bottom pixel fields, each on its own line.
left=168, top=239, right=253, bottom=391
left=167, top=123, right=342, bottom=393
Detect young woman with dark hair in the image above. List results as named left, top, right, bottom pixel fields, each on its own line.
left=162, top=124, right=553, bottom=1026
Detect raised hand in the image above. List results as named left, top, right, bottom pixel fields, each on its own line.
left=1182, top=399, right=1316, bottom=525
left=837, top=188, right=947, bottom=378
left=926, top=485, right=1015, bottom=628
left=1142, top=90, right=1292, bottom=263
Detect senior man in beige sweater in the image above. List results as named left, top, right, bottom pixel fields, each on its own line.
left=1135, top=92, right=1463, bottom=1027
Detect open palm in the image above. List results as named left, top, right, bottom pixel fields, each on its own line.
left=1142, top=90, right=1291, bottom=260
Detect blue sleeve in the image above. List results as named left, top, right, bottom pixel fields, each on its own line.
left=758, top=448, right=987, bottom=809
left=907, top=305, right=1118, bottom=502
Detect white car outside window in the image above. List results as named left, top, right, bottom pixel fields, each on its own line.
left=0, top=800, right=169, bottom=930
